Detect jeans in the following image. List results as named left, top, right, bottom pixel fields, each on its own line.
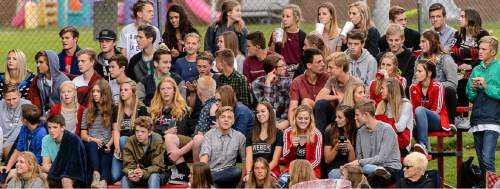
left=473, top=130, right=499, bottom=172
left=121, top=173, right=164, bottom=188
left=212, top=166, right=242, bottom=188
left=328, top=164, right=378, bottom=179
left=111, top=136, right=128, bottom=182
left=414, top=107, right=443, bottom=146
left=314, top=99, right=336, bottom=133
left=85, top=141, right=113, bottom=182
left=278, top=172, right=290, bottom=188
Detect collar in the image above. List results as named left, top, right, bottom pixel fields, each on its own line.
left=215, top=128, right=233, bottom=138
left=480, top=59, right=498, bottom=68
left=222, top=70, right=237, bottom=79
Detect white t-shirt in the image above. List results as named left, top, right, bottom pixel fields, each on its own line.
left=117, top=23, right=161, bottom=60
left=72, top=75, right=89, bottom=89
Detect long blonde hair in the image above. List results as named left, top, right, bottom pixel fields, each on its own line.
left=117, top=80, right=140, bottom=129
left=150, top=77, right=190, bottom=121
left=14, top=152, right=48, bottom=188
left=374, top=52, right=400, bottom=96
left=281, top=4, right=302, bottom=46
left=6, top=49, right=28, bottom=84
left=349, top=1, right=374, bottom=36
left=318, top=2, right=339, bottom=39
left=375, top=78, right=404, bottom=122
left=342, top=82, right=365, bottom=107
left=289, top=159, right=316, bottom=186
left=292, top=105, right=316, bottom=143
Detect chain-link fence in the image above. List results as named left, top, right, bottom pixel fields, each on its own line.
left=1, top=0, right=500, bottom=72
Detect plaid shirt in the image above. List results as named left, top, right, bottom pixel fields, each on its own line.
left=251, top=75, right=291, bottom=120
left=217, top=70, right=253, bottom=106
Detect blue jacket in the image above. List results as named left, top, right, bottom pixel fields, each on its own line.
left=58, top=46, right=81, bottom=75
left=234, top=102, right=255, bottom=136
left=16, top=123, right=48, bottom=164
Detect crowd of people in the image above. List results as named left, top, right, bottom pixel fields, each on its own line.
left=0, top=0, right=498, bottom=188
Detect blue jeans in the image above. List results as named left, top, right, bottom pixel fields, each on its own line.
left=212, top=166, right=242, bottom=188
left=473, top=130, right=499, bottom=172
left=328, top=164, right=378, bottom=179
left=85, top=141, right=113, bottom=182
left=111, top=136, right=128, bottom=182
left=121, top=173, right=164, bottom=188
left=414, top=107, right=443, bottom=146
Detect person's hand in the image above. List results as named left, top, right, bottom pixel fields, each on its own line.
left=475, top=77, right=487, bottom=89
left=378, top=69, right=389, bottom=79
left=0, top=166, right=10, bottom=173
left=114, top=148, right=122, bottom=160
left=128, top=170, right=138, bottom=181
left=185, top=81, right=197, bottom=92
left=292, top=137, right=299, bottom=147
left=265, top=71, right=277, bottom=86
left=168, top=150, right=183, bottom=162
left=346, top=160, right=359, bottom=166
left=165, top=127, right=177, bottom=135
left=171, top=48, right=180, bottom=58
left=134, top=168, right=143, bottom=179
left=93, top=138, right=104, bottom=148
left=345, top=139, right=354, bottom=152
left=459, top=64, right=472, bottom=71
left=243, top=174, right=249, bottom=182
left=104, top=143, right=112, bottom=152
left=271, top=31, right=277, bottom=43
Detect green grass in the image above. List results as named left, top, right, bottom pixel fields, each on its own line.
left=1, top=22, right=500, bottom=187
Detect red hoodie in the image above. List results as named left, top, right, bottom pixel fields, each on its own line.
left=409, top=80, right=450, bottom=130
left=282, top=127, right=322, bottom=178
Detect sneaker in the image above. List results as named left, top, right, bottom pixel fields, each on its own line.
left=449, top=124, right=457, bottom=133
left=374, top=167, right=392, bottom=180
left=168, top=164, right=189, bottom=185
left=91, top=172, right=103, bottom=188
left=455, top=117, right=471, bottom=130
left=413, top=143, right=428, bottom=156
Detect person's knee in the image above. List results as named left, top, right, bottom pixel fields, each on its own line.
left=164, top=134, right=179, bottom=145
left=314, top=99, right=331, bottom=110
left=119, top=136, right=128, bottom=144
left=192, top=134, right=204, bottom=147
left=415, top=106, right=426, bottom=117
left=301, top=98, right=315, bottom=108
left=61, top=177, right=73, bottom=187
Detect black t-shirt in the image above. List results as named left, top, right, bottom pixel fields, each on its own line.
left=112, top=105, right=148, bottom=136
left=296, top=143, right=306, bottom=159
left=153, top=107, right=190, bottom=136
left=246, top=129, right=284, bottom=163
left=324, top=127, right=349, bottom=171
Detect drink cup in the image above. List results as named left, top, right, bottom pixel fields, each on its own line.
left=315, top=23, right=325, bottom=35
left=274, top=28, right=284, bottom=43
left=340, top=21, right=355, bottom=37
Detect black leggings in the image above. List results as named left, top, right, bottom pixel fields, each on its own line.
left=445, top=86, right=457, bottom=125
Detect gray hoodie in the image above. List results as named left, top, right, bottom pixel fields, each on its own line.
left=356, top=121, right=402, bottom=170
left=346, top=48, right=378, bottom=86
left=413, top=54, right=458, bottom=89
left=0, top=98, right=31, bottom=146
left=36, top=50, right=69, bottom=113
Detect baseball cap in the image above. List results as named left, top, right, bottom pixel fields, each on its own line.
left=97, top=29, right=116, bottom=40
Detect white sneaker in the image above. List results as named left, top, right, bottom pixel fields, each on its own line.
left=374, top=167, right=392, bottom=180
left=413, top=143, right=428, bottom=156
left=455, top=117, right=470, bottom=129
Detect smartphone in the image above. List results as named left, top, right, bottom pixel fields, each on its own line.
left=338, top=136, right=347, bottom=143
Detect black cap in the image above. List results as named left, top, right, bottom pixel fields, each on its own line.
left=97, top=29, right=116, bottom=40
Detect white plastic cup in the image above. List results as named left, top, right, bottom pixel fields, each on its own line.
left=315, top=23, right=325, bottom=35
left=274, top=28, right=284, bottom=43
left=340, top=21, right=355, bottom=37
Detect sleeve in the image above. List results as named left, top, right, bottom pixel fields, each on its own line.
left=245, top=130, right=253, bottom=147
left=200, top=134, right=212, bottom=158
left=281, top=129, right=296, bottom=164
left=365, top=28, right=381, bottom=57
left=441, top=55, right=458, bottom=89
left=309, top=131, right=323, bottom=168
left=111, top=108, right=118, bottom=124
left=431, top=84, right=446, bottom=114
left=16, top=128, right=25, bottom=151
left=239, top=27, right=248, bottom=56
left=484, top=65, right=500, bottom=100
left=444, top=30, right=457, bottom=50
left=27, top=77, right=41, bottom=110
left=137, top=106, right=149, bottom=117
left=80, top=110, right=88, bottom=130
left=122, top=139, right=136, bottom=174
left=239, top=135, right=246, bottom=163
left=41, top=136, right=49, bottom=157
left=137, top=82, right=146, bottom=102
left=394, top=102, right=413, bottom=133
left=243, top=58, right=251, bottom=80
left=405, top=55, right=416, bottom=88
left=355, top=131, right=362, bottom=159
left=358, top=126, right=399, bottom=166
left=466, top=70, right=477, bottom=101
left=143, top=141, right=166, bottom=179
left=378, top=35, right=389, bottom=52
left=204, top=26, right=216, bottom=55
left=233, top=105, right=254, bottom=135
left=289, top=79, right=300, bottom=101
left=276, top=130, right=284, bottom=147
left=240, top=78, right=253, bottom=107
left=323, top=128, right=332, bottom=146
left=251, top=79, right=264, bottom=101
left=366, top=56, right=377, bottom=86
left=117, top=28, right=127, bottom=49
